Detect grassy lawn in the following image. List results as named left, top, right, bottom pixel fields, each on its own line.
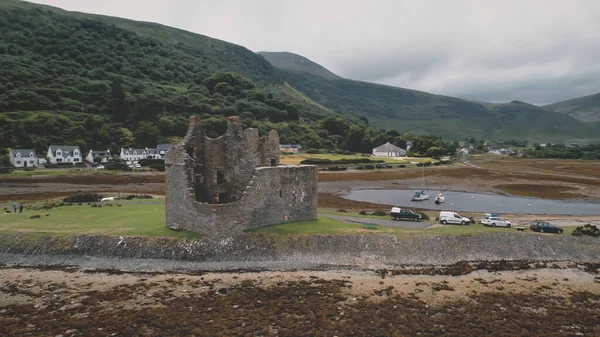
left=280, top=153, right=435, bottom=166
left=0, top=201, right=576, bottom=239
left=0, top=202, right=199, bottom=238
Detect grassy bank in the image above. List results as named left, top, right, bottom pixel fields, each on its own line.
left=0, top=202, right=198, bottom=238
left=280, top=153, right=435, bottom=166
left=0, top=202, right=575, bottom=238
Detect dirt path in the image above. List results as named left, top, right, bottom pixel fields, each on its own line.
left=1, top=265, right=599, bottom=336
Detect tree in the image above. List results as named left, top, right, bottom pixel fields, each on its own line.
left=110, top=77, right=128, bottom=122
left=134, top=122, right=160, bottom=147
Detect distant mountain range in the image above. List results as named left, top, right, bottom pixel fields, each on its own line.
left=0, top=0, right=597, bottom=145
left=544, top=93, right=600, bottom=124
left=259, top=52, right=598, bottom=141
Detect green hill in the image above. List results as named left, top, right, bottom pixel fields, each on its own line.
left=258, top=51, right=341, bottom=80
left=260, top=52, right=598, bottom=141
left=544, top=93, right=600, bottom=123
left=0, top=0, right=345, bottom=152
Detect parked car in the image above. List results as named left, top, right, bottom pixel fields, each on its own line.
left=439, top=211, right=470, bottom=225
left=530, top=222, right=564, bottom=234
left=390, top=207, right=421, bottom=221
left=92, top=164, right=105, bottom=170
left=482, top=216, right=512, bottom=228
left=481, top=213, right=500, bottom=223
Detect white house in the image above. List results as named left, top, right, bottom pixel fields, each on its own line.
left=280, top=144, right=302, bottom=154
left=9, top=149, right=37, bottom=168
left=120, top=148, right=149, bottom=162
left=157, top=144, right=174, bottom=158
left=47, top=146, right=82, bottom=164
left=86, top=149, right=111, bottom=163
left=372, top=142, right=406, bottom=157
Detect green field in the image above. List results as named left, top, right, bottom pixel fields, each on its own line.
left=0, top=202, right=198, bottom=238
left=0, top=202, right=576, bottom=238
left=280, top=153, right=435, bottom=166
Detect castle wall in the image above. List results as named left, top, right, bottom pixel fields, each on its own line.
left=165, top=116, right=317, bottom=237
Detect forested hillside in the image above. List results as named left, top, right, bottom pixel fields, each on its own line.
left=260, top=52, right=598, bottom=142
left=1, top=0, right=456, bottom=156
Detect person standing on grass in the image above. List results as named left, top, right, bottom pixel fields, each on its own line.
left=12, top=201, right=16, bottom=213
left=19, top=203, right=23, bottom=213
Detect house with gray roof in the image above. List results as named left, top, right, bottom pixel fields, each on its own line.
left=120, top=148, right=149, bottom=163
left=9, top=149, right=37, bottom=168
left=47, top=146, right=82, bottom=164
left=372, top=142, right=406, bottom=157
left=86, top=149, right=111, bottom=163
left=157, top=144, right=174, bottom=158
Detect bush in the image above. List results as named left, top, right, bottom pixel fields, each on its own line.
left=397, top=164, right=406, bottom=168
left=64, top=194, right=103, bottom=203
left=90, top=203, right=98, bottom=207
left=419, top=212, right=430, bottom=220
left=124, top=194, right=153, bottom=200
left=364, top=165, right=375, bottom=169
left=104, top=162, right=131, bottom=171
left=572, top=224, right=600, bottom=237
left=337, top=209, right=347, bottom=213
left=359, top=210, right=367, bottom=215
left=469, top=217, right=476, bottom=224
left=23, top=167, right=36, bottom=171
left=149, top=164, right=165, bottom=172
left=326, top=166, right=347, bottom=171
left=371, top=210, right=387, bottom=216
left=30, top=214, right=41, bottom=219
left=423, top=161, right=432, bottom=167
left=139, top=158, right=165, bottom=166
left=416, top=162, right=423, bottom=167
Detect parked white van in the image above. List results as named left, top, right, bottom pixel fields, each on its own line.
left=439, top=211, right=470, bottom=225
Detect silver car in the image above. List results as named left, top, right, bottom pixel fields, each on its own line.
left=482, top=216, right=512, bottom=228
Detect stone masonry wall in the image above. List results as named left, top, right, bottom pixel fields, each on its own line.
left=165, top=116, right=317, bottom=237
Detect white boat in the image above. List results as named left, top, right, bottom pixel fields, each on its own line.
left=434, top=193, right=445, bottom=204
left=412, top=190, right=430, bottom=201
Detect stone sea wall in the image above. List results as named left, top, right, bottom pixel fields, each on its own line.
left=0, top=233, right=599, bottom=267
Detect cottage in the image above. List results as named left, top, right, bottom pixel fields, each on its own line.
left=157, top=144, right=174, bottom=158
left=86, top=149, right=111, bottom=163
left=280, top=144, right=302, bottom=154
left=372, top=142, right=406, bottom=157
left=9, top=149, right=37, bottom=168
left=120, top=148, right=149, bottom=163
left=47, top=146, right=82, bottom=164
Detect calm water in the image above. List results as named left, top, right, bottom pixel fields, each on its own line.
left=343, top=189, right=600, bottom=215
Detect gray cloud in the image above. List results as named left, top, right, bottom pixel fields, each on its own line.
left=28, top=0, right=600, bottom=104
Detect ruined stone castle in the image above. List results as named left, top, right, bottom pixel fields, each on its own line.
left=165, top=116, right=318, bottom=237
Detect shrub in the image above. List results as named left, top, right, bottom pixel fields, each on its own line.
left=359, top=210, right=367, bottom=215
left=326, top=166, right=347, bottom=171
left=397, top=164, right=406, bottom=168
left=371, top=210, right=387, bottom=216
left=90, top=203, right=98, bottom=207
left=423, top=161, right=432, bottom=167
left=337, top=209, right=347, bottom=213
left=416, top=162, right=423, bottom=167
left=149, top=164, right=165, bottom=172
left=468, top=217, right=476, bottom=224
left=104, top=162, right=131, bottom=171
left=572, top=224, right=600, bottom=237
left=23, top=167, right=36, bottom=171
left=30, top=214, right=41, bottom=219
left=45, top=214, right=49, bottom=216
left=63, top=194, right=102, bottom=203
left=138, top=158, right=165, bottom=166
left=419, top=212, right=430, bottom=220
left=364, top=165, right=375, bottom=169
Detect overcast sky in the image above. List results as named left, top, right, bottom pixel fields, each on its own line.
left=28, top=0, right=600, bottom=104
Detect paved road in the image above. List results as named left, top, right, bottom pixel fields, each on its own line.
left=318, top=213, right=433, bottom=229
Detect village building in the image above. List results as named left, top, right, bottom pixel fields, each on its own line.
left=119, top=148, right=149, bottom=162
left=47, top=146, right=82, bottom=164
left=9, top=149, right=37, bottom=168
left=157, top=144, right=174, bottom=158
left=165, top=116, right=317, bottom=237
left=372, top=142, right=406, bottom=157
left=279, top=144, right=302, bottom=154
left=86, top=149, right=111, bottom=163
